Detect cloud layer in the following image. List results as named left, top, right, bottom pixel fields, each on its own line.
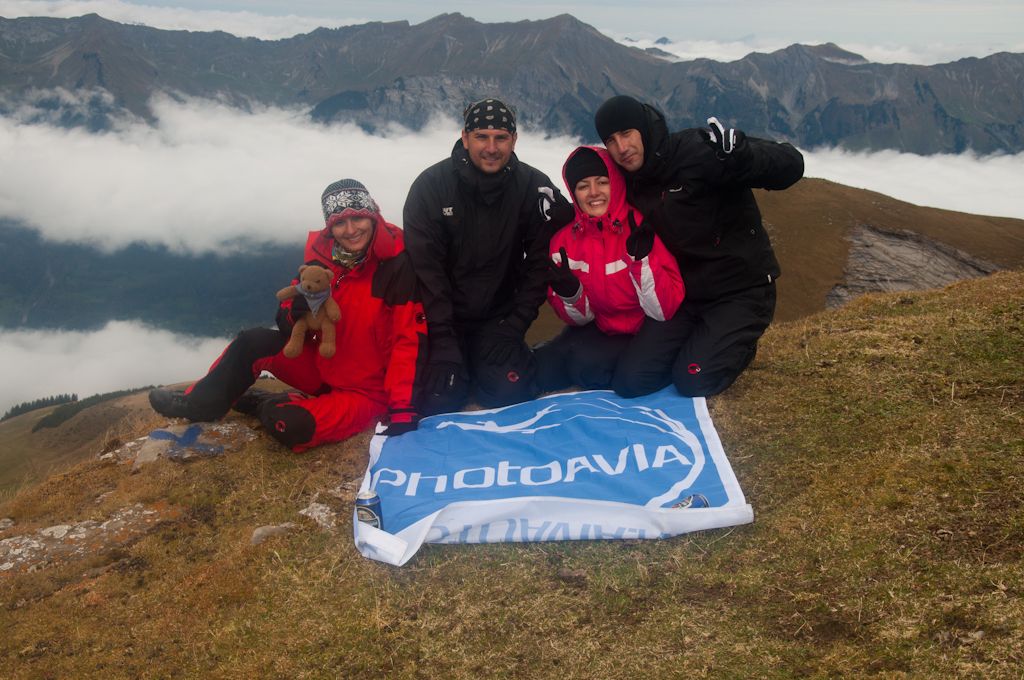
left=0, top=93, right=582, bottom=252
left=2, top=94, right=1022, bottom=257
left=609, top=34, right=1020, bottom=67
left=0, top=321, right=229, bottom=416
left=1, top=93, right=1023, bottom=413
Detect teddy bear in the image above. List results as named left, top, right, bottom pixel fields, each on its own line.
left=275, top=264, right=341, bottom=358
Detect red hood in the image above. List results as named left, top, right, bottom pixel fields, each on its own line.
left=561, top=145, right=632, bottom=231
left=306, top=213, right=404, bottom=266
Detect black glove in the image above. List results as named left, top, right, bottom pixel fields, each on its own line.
left=624, top=211, right=655, bottom=260
left=547, top=201, right=576, bottom=230
left=383, top=414, right=419, bottom=437
left=546, top=247, right=581, bottom=298
left=423, top=331, right=467, bottom=397
left=423, top=361, right=463, bottom=396
left=701, top=116, right=747, bottom=160
left=480, top=316, right=529, bottom=367
left=275, top=294, right=310, bottom=334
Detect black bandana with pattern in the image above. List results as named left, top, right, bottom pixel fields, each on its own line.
left=463, top=98, right=517, bottom=134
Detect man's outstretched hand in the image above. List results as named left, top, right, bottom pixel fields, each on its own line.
left=701, top=116, right=747, bottom=159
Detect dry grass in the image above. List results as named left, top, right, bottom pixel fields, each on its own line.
left=2, top=271, right=1022, bottom=678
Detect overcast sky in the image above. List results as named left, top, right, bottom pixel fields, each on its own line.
left=2, top=0, right=1024, bottom=416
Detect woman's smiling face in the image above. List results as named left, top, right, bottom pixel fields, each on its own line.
left=574, top=175, right=611, bottom=218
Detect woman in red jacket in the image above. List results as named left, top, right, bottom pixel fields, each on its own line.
left=535, top=146, right=684, bottom=396
left=148, top=180, right=426, bottom=452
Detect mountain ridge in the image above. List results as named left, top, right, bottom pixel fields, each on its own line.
left=2, top=13, right=1022, bottom=153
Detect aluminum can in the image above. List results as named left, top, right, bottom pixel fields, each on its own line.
left=355, top=490, right=383, bottom=530
left=672, top=493, right=710, bottom=509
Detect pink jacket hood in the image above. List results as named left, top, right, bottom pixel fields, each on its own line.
left=561, top=145, right=636, bottom=233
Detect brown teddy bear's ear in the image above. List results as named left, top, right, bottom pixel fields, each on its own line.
left=298, top=264, right=308, bottom=274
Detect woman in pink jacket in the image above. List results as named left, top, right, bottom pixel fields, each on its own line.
left=535, top=145, right=685, bottom=396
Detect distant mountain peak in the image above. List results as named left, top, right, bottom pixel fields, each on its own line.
left=805, top=42, right=869, bottom=64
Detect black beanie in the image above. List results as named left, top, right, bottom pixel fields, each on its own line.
left=564, top=148, right=607, bottom=189
left=594, top=95, right=647, bottom=143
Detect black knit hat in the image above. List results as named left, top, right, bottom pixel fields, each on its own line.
left=463, top=98, right=517, bottom=134
left=594, top=95, right=648, bottom=143
left=321, top=179, right=380, bottom=228
left=564, top=148, right=608, bottom=189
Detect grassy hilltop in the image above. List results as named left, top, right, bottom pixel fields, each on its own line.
left=1, top=270, right=1022, bottom=678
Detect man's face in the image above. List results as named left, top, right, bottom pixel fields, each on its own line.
left=605, top=129, right=645, bottom=172
left=331, top=215, right=375, bottom=253
left=461, top=128, right=517, bottom=174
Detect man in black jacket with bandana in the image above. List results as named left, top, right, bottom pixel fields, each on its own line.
left=403, top=98, right=571, bottom=414
left=594, top=95, right=804, bottom=397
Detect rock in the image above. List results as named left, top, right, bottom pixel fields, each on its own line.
left=131, top=422, right=258, bottom=471
left=0, top=502, right=182, bottom=575
left=251, top=523, right=297, bottom=546
left=827, top=224, right=999, bottom=308
left=0, top=518, right=13, bottom=531
left=299, top=502, right=337, bottom=530
left=40, top=525, right=71, bottom=539
left=106, top=435, right=148, bottom=463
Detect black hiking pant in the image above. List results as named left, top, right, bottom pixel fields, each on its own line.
left=535, top=282, right=776, bottom=399
left=418, top=323, right=538, bottom=416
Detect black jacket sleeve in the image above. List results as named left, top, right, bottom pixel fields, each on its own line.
left=402, top=166, right=458, bottom=338
left=507, top=171, right=570, bottom=332
left=724, top=135, right=804, bottom=190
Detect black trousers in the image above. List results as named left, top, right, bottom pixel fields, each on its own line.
left=534, top=323, right=631, bottom=392
left=418, top=325, right=538, bottom=416
left=535, top=283, right=776, bottom=399
left=182, top=327, right=322, bottom=449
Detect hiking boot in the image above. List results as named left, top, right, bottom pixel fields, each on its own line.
left=148, top=388, right=195, bottom=419
left=231, top=388, right=276, bottom=416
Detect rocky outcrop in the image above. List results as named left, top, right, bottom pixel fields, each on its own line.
left=0, top=502, right=182, bottom=575
left=826, top=224, right=1000, bottom=308
left=0, top=419, right=349, bottom=575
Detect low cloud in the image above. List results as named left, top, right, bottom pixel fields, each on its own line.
left=0, top=321, right=229, bottom=416
left=2, top=94, right=1022, bottom=257
left=0, top=93, right=580, bottom=253
left=802, top=148, right=1024, bottom=220
left=606, top=33, right=1022, bottom=66
left=2, top=95, right=1024, bottom=414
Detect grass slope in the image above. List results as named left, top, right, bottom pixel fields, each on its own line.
left=0, top=392, right=165, bottom=501
left=1, top=271, right=1022, bottom=678
left=758, top=178, right=1024, bottom=322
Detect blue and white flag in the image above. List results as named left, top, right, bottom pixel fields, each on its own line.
left=354, top=388, right=752, bottom=566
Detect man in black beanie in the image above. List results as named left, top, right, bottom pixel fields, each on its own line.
left=403, top=98, right=572, bottom=414
left=593, top=95, right=804, bottom=397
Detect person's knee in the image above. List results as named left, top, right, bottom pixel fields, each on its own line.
left=475, top=363, right=537, bottom=408
left=672, top=367, right=737, bottom=397
left=612, top=369, right=669, bottom=399
left=235, top=327, right=287, bottom=361
left=259, top=397, right=316, bottom=450
left=672, top=354, right=749, bottom=397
